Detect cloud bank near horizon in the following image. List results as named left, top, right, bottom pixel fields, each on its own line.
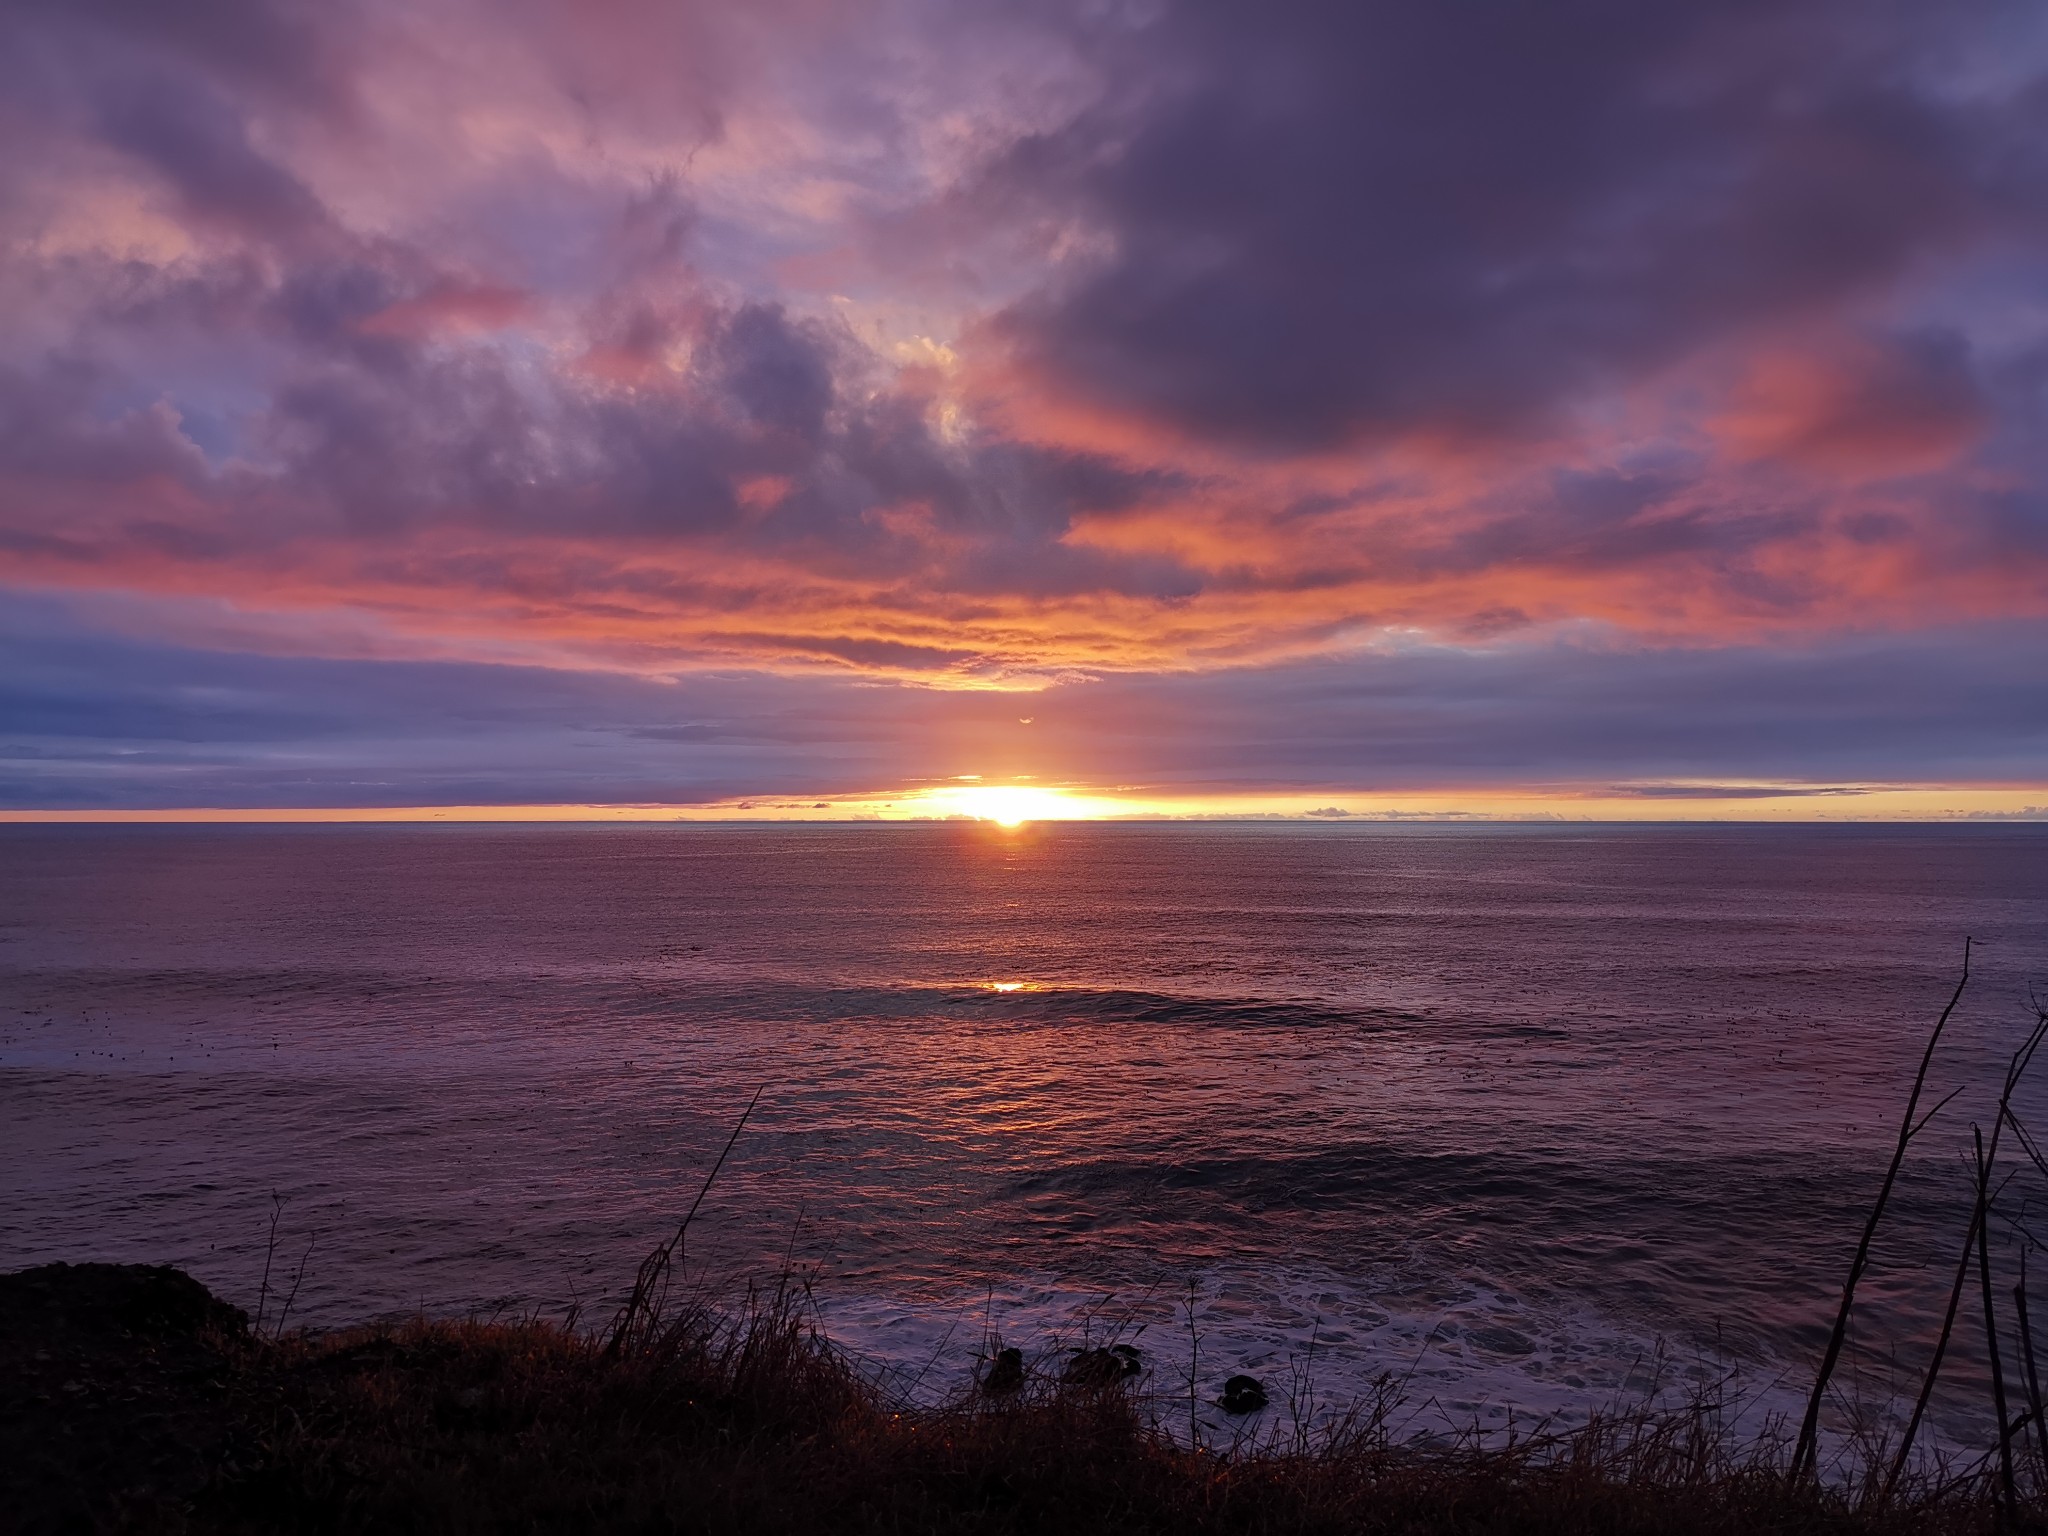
left=3, top=0, right=2047, bottom=805
left=5, top=594, right=2044, bottom=811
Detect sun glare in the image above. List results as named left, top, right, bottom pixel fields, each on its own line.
left=930, top=784, right=1075, bottom=825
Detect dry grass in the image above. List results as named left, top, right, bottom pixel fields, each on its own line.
left=192, top=1277, right=2031, bottom=1536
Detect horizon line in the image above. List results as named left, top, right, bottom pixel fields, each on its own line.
left=3, top=784, right=2046, bottom=827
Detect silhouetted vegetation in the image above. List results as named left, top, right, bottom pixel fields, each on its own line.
left=9, top=1255, right=2041, bottom=1535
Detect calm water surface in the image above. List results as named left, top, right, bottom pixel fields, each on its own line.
left=4, top=824, right=2047, bottom=1444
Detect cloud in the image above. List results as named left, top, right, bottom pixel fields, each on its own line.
left=0, top=0, right=2045, bottom=803
left=95, top=72, right=330, bottom=244
left=974, top=0, right=2040, bottom=451
left=1608, top=783, right=1871, bottom=800
left=1709, top=328, right=1990, bottom=474
left=6, top=588, right=2046, bottom=808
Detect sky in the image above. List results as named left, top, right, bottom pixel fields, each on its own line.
left=2, top=0, right=2046, bottom=819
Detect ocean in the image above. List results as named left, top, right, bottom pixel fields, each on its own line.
left=4, top=822, right=2046, bottom=1449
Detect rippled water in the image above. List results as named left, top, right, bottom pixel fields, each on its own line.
left=4, top=823, right=2047, bottom=1446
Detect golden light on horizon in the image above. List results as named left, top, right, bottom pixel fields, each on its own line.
left=924, top=783, right=1082, bottom=825
left=3, top=784, right=2045, bottom=825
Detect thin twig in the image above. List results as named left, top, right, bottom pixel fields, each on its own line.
left=276, top=1230, right=316, bottom=1337
left=1793, top=937, right=1971, bottom=1480
left=1974, top=1126, right=2016, bottom=1526
left=1883, top=1192, right=1982, bottom=1502
left=2014, top=1254, right=2048, bottom=1485
left=255, top=1190, right=282, bottom=1338
left=1884, top=1005, right=2048, bottom=1500
left=2001, top=1105, right=2048, bottom=1187
left=664, top=1085, right=767, bottom=1260
left=1912, top=1086, right=1967, bottom=1142
left=606, top=1086, right=765, bottom=1355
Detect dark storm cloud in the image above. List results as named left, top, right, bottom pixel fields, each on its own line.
left=704, top=303, right=837, bottom=441
left=96, top=74, right=329, bottom=243
left=982, top=0, right=2046, bottom=449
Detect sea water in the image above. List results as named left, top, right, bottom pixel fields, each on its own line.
left=4, top=823, right=2046, bottom=1451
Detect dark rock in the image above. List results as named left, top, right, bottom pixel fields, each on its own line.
left=1061, top=1344, right=1142, bottom=1388
left=1219, top=1373, right=1268, bottom=1413
left=2, top=1261, right=248, bottom=1345
left=982, top=1346, right=1025, bottom=1393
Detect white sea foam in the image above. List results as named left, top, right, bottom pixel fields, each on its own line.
left=813, top=1264, right=1817, bottom=1451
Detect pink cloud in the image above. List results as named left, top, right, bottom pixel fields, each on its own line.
left=0, top=0, right=2043, bottom=693
left=356, top=282, right=535, bottom=339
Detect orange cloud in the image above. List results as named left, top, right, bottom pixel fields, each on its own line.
left=1709, top=335, right=1988, bottom=477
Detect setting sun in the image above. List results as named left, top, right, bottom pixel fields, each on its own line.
left=928, top=784, right=1077, bottom=825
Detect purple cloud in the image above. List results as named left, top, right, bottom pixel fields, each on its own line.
left=0, top=0, right=2044, bottom=803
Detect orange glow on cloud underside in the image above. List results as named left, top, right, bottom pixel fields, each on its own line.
left=5, top=457, right=2043, bottom=685
left=0, top=313, right=2041, bottom=688
left=5, top=89, right=2044, bottom=689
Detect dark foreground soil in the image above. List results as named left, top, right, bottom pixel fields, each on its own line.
left=0, top=1261, right=2030, bottom=1535
left=2, top=1263, right=252, bottom=1531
